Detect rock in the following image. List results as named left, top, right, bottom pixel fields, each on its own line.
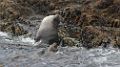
left=0, top=64, right=3, bottom=67
left=0, top=20, right=27, bottom=36
left=47, top=43, right=58, bottom=52
left=0, top=0, right=120, bottom=49
left=0, top=0, right=33, bottom=21
left=81, top=26, right=109, bottom=48
left=112, top=37, right=120, bottom=48
left=58, top=25, right=80, bottom=47
left=63, top=37, right=75, bottom=46
left=60, top=6, right=81, bottom=25
left=95, top=0, right=113, bottom=9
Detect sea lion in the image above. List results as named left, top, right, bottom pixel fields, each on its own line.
left=34, top=14, right=60, bottom=47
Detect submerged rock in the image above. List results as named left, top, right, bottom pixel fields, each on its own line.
left=47, top=43, right=58, bottom=52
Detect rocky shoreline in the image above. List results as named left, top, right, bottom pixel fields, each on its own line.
left=0, top=0, right=120, bottom=48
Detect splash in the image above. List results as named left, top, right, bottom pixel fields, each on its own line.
left=18, top=36, right=35, bottom=45
left=0, top=31, right=35, bottom=46
left=0, top=32, right=9, bottom=37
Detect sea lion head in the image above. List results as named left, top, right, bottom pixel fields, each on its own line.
left=52, top=14, right=60, bottom=28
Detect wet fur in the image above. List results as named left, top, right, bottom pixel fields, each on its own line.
left=34, top=14, right=60, bottom=46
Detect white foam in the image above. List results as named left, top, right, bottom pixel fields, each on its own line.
left=33, top=40, right=42, bottom=46
left=0, top=31, right=8, bottom=37
left=94, top=57, right=107, bottom=63
left=20, top=37, right=35, bottom=44
left=0, top=31, right=35, bottom=45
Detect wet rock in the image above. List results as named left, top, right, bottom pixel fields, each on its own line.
left=112, top=37, right=120, bottom=48
left=0, top=0, right=33, bottom=21
left=30, top=0, right=50, bottom=14
left=60, top=6, right=81, bottom=25
left=88, top=16, right=108, bottom=27
left=0, top=20, right=27, bottom=36
left=81, top=26, right=110, bottom=48
left=95, top=0, right=113, bottom=9
left=106, top=4, right=120, bottom=14
left=63, top=37, right=75, bottom=46
left=0, top=64, right=4, bottom=67
left=0, top=0, right=120, bottom=48
left=80, top=26, right=120, bottom=48
left=58, top=25, right=80, bottom=47
left=47, top=43, right=58, bottom=52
